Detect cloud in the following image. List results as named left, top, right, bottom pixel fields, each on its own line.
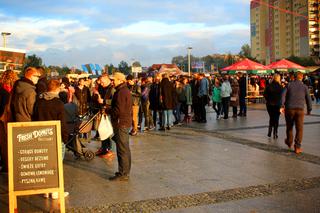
left=0, top=0, right=250, bottom=68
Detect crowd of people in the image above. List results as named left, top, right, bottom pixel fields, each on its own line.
left=0, top=66, right=319, bottom=195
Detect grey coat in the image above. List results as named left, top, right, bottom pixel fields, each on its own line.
left=12, top=78, right=37, bottom=122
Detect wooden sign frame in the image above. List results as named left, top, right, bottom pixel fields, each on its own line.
left=7, top=121, right=65, bottom=213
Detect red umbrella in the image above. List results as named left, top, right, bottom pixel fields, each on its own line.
left=222, top=58, right=269, bottom=71
left=267, top=59, right=305, bottom=70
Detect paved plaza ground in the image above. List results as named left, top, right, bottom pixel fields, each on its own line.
left=1, top=103, right=320, bottom=212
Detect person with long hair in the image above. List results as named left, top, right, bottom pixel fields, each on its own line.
left=263, top=73, right=283, bottom=138
left=0, top=70, right=18, bottom=172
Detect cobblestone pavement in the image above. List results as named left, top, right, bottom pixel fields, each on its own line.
left=1, top=104, right=320, bottom=212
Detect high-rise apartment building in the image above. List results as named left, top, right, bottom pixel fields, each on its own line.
left=250, top=0, right=319, bottom=64
left=309, top=0, right=320, bottom=57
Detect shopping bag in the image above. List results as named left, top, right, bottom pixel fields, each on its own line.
left=98, top=114, right=114, bottom=140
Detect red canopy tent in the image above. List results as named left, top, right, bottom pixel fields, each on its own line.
left=267, top=59, right=306, bottom=70
left=221, top=58, right=270, bottom=100
left=222, top=58, right=269, bottom=71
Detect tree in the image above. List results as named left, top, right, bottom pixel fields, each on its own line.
left=23, top=54, right=43, bottom=69
left=61, top=66, right=71, bottom=76
left=132, top=61, right=141, bottom=67
left=239, top=44, right=252, bottom=58
left=286, top=55, right=317, bottom=66
left=108, top=64, right=115, bottom=75
left=224, top=53, right=235, bottom=66
left=118, top=61, right=131, bottom=75
left=171, top=56, right=185, bottom=65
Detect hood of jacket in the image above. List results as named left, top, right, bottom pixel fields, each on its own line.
left=39, top=92, right=60, bottom=100
left=15, top=78, right=36, bottom=95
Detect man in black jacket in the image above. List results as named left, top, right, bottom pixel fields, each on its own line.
left=237, top=73, right=247, bottom=117
left=109, top=72, right=132, bottom=181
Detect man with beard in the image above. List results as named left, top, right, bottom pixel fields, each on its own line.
left=12, top=67, right=40, bottom=122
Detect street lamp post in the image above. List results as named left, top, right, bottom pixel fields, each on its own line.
left=1, top=32, right=11, bottom=48
left=187, top=47, right=192, bottom=77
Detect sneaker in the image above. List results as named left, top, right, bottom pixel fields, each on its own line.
left=51, top=192, right=69, bottom=200
left=130, top=131, right=138, bottom=136
left=95, top=149, right=107, bottom=156
left=149, top=126, right=155, bottom=130
left=43, top=193, right=50, bottom=198
left=100, top=151, right=114, bottom=158
left=166, top=126, right=171, bottom=130
left=294, top=147, right=302, bottom=154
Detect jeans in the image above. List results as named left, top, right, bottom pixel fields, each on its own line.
left=152, top=110, right=162, bottom=128
left=62, top=143, right=66, bottom=160
left=162, top=110, right=173, bottom=127
left=239, top=96, right=247, bottom=115
left=173, top=103, right=182, bottom=123
left=113, top=128, right=131, bottom=176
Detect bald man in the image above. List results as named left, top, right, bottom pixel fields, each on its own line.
left=281, top=72, right=312, bottom=154
left=12, top=67, right=40, bottom=122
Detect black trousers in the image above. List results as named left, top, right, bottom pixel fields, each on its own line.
left=212, top=102, right=222, bottom=116
left=192, top=96, right=200, bottom=121
left=199, top=96, right=207, bottom=121
left=266, top=104, right=281, bottom=130
left=114, top=128, right=131, bottom=176
left=221, top=97, right=230, bottom=119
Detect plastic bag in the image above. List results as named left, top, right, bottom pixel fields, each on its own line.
left=98, top=114, right=114, bottom=140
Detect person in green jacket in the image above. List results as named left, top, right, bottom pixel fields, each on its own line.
left=212, top=78, right=222, bottom=119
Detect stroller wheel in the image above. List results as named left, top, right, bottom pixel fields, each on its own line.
left=84, top=150, right=95, bottom=161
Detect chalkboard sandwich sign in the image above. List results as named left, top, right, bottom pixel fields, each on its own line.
left=7, top=121, right=65, bottom=213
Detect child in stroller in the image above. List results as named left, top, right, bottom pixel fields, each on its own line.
left=59, top=92, right=96, bottom=160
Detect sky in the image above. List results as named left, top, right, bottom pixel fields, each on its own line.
left=0, top=0, right=251, bottom=68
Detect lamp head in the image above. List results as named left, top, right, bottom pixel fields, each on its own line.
left=1, top=32, right=11, bottom=36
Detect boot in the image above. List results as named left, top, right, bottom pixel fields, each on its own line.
left=273, top=124, right=278, bottom=139
left=267, top=126, right=272, bottom=137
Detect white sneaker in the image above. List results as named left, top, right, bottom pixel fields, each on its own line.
left=51, top=192, right=69, bottom=200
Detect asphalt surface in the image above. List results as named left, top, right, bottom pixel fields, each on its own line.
left=1, top=103, right=320, bottom=212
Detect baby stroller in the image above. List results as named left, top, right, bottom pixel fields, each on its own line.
left=65, top=111, right=100, bottom=161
